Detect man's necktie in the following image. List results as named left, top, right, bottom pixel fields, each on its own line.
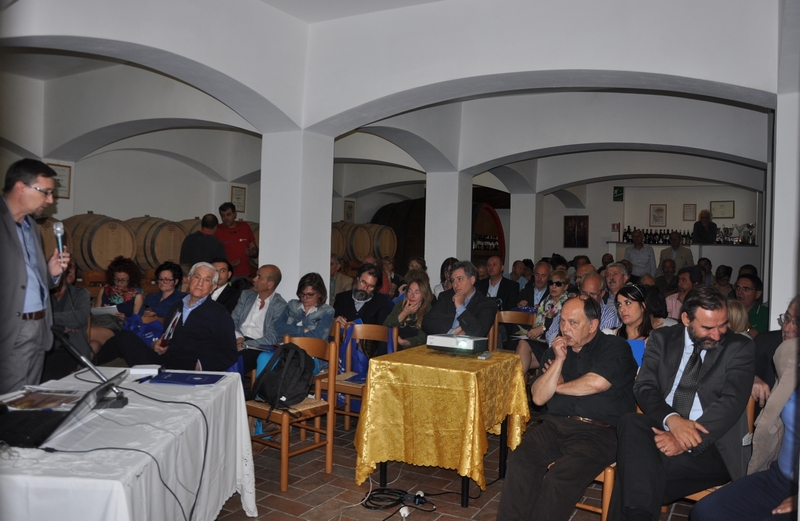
left=672, top=343, right=702, bottom=418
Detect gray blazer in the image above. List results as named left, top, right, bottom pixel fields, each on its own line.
left=231, top=290, right=287, bottom=346
left=635, top=324, right=755, bottom=480
left=0, top=197, right=55, bottom=382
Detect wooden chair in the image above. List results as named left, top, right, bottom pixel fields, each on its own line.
left=246, top=339, right=337, bottom=491
left=335, top=322, right=399, bottom=430
left=490, top=310, right=536, bottom=351
left=78, top=269, right=106, bottom=298
left=574, top=464, right=616, bottom=521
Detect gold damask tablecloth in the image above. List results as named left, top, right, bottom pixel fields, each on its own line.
left=354, top=346, right=530, bottom=489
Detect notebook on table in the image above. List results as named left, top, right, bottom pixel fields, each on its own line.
left=0, top=370, right=127, bottom=448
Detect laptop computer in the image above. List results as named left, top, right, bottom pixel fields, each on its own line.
left=0, top=370, right=127, bottom=448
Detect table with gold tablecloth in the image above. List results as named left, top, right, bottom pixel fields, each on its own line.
left=354, top=346, right=530, bottom=492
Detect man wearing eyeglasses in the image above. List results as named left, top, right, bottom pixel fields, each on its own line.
left=735, top=273, right=768, bottom=337
left=1, top=159, right=70, bottom=393
left=751, top=295, right=799, bottom=408
left=231, top=264, right=287, bottom=373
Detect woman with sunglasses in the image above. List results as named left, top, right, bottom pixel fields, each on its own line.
left=140, top=261, right=185, bottom=319
left=515, top=268, right=569, bottom=373
left=607, top=284, right=654, bottom=340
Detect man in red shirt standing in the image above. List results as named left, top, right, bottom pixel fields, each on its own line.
left=215, top=202, right=258, bottom=278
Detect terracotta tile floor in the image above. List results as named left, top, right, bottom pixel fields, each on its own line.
left=217, top=415, right=696, bottom=521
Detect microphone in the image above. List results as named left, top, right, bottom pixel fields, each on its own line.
left=53, top=221, right=65, bottom=253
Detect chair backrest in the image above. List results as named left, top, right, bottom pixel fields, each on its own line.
left=282, top=334, right=331, bottom=360
left=490, top=311, right=536, bottom=351
left=81, top=269, right=106, bottom=285
left=329, top=322, right=341, bottom=349
left=342, top=323, right=399, bottom=372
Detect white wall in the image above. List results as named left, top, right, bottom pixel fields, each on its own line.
left=624, top=185, right=758, bottom=234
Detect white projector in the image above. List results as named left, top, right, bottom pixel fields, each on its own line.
left=427, top=334, right=489, bottom=354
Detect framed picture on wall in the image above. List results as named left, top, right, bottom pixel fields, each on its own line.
left=710, top=200, right=734, bottom=219
left=563, top=215, right=589, bottom=248
left=649, top=204, right=667, bottom=227
left=683, top=203, right=696, bottom=221
left=344, top=200, right=356, bottom=223
left=46, top=163, right=71, bottom=199
left=230, top=186, right=246, bottom=213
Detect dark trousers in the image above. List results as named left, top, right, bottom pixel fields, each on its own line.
left=609, top=413, right=731, bottom=521
left=497, top=414, right=618, bottom=521
left=96, top=330, right=165, bottom=367
left=691, top=462, right=796, bottom=521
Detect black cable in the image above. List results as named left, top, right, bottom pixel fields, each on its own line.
left=39, top=445, right=188, bottom=521
left=362, top=487, right=436, bottom=518
left=73, top=369, right=210, bottom=521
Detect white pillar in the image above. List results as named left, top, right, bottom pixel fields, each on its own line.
left=509, top=193, right=538, bottom=263
left=771, top=92, right=800, bottom=320
left=425, top=171, right=472, bottom=271
left=259, top=131, right=334, bottom=294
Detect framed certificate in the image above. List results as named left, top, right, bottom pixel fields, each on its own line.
left=649, top=204, right=667, bottom=227
left=47, top=163, right=71, bottom=199
left=231, top=186, right=246, bottom=213
left=683, top=204, right=696, bottom=221
left=710, top=201, right=734, bottom=219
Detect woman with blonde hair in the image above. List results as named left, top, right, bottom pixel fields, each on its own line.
left=726, top=298, right=752, bottom=335
left=384, top=269, right=434, bottom=349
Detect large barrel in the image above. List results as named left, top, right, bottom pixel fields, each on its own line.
left=125, top=216, right=187, bottom=270
left=330, top=222, right=347, bottom=259
left=63, top=213, right=136, bottom=272
left=339, top=222, right=373, bottom=262
left=179, top=218, right=201, bottom=235
left=37, top=217, right=72, bottom=259
left=364, top=223, right=397, bottom=260
left=370, top=199, right=505, bottom=268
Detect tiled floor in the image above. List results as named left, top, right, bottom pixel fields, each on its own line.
left=216, top=415, right=696, bottom=521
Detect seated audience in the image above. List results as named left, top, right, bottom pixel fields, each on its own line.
left=725, top=298, right=752, bottom=335
left=361, top=254, right=392, bottom=295
left=179, top=213, right=226, bottom=265
left=698, top=257, right=715, bottom=286
left=474, top=259, right=489, bottom=280
left=514, top=269, right=569, bottom=372
left=231, top=264, right=286, bottom=373
left=604, top=284, right=654, bottom=340
left=407, top=256, right=427, bottom=272
left=333, top=262, right=393, bottom=329
left=276, top=272, right=335, bottom=341
left=638, top=273, right=656, bottom=286
left=518, top=260, right=552, bottom=308
left=737, top=263, right=759, bottom=278
left=655, top=258, right=679, bottom=295
left=96, top=262, right=237, bottom=371
left=735, top=273, right=769, bottom=337
left=89, top=256, right=144, bottom=353
left=692, top=209, right=718, bottom=244
left=506, top=259, right=529, bottom=290
left=476, top=255, right=520, bottom=311
left=422, top=261, right=497, bottom=338
left=751, top=295, right=799, bottom=408
left=644, top=285, right=677, bottom=329
left=714, top=264, right=734, bottom=298
left=665, top=266, right=703, bottom=319
left=601, top=253, right=614, bottom=269
left=42, top=261, right=91, bottom=381
left=140, top=261, right=185, bottom=319
left=383, top=269, right=434, bottom=349
left=210, top=257, right=244, bottom=313
left=521, top=258, right=535, bottom=282
left=329, top=254, right=353, bottom=306
left=497, top=296, right=638, bottom=521
left=381, top=255, right=403, bottom=297
left=609, top=287, right=754, bottom=521
left=545, top=270, right=621, bottom=346
left=620, top=259, right=639, bottom=284
left=604, top=262, right=631, bottom=307
left=433, top=257, right=458, bottom=297
left=691, top=338, right=798, bottom=521
left=549, top=254, right=569, bottom=272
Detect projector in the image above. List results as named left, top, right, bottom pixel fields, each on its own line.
left=427, top=334, right=489, bottom=354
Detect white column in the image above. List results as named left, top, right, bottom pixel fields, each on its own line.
left=425, top=171, right=472, bottom=271
left=259, top=131, right=334, bottom=294
left=509, top=193, right=538, bottom=263
left=771, top=92, right=800, bottom=320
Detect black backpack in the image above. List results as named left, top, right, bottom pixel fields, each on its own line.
left=247, top=343, right=315, bottom=413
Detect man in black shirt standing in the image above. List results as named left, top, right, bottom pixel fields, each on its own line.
left=497, top=296, right=638, bottom=521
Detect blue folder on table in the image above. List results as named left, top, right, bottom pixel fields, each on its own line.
left=149, top=372, right=224, bottom=386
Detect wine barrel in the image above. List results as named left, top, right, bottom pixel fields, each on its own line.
left=330, top=222, right=347, bottom=259
left=37, top=217, right=72, bottom=259
left=370, top=199, right=506, bottom=268
left=364, top=224, right=397, bottom=260
left=179, top=218, right=201, bottom=235
left=330, top=222, right=373, bottom=262
left=125, top=216, right=187, bottom=270
left=63, top=213, right=136, bottom=272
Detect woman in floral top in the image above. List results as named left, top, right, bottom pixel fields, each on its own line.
left=89, top=256, right=144, bottom=353
left=514, top=268, right=569, bottom=374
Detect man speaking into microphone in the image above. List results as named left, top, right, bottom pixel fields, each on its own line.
left=1, top=159, right=70, bottom=393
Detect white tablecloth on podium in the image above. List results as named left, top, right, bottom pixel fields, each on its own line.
left=0, top=369, right=257, bottom=521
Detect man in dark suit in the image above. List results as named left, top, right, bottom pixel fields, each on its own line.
left=422, top=260, right=497, bottom=337
left=1, top=159, right=70, bottom=393
left=97, top=262, right=237, bottom=371
left=751, top=295, right=799, bottom=409
left=210, top=257, right=243, bottom=313
left=609, top=286, right=754, bottom=521
left=475, top=255, right=519, bottom=311
left=333, top=262, right=393, bottom=328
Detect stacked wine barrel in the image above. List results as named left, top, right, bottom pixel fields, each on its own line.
left=331, top=222, right=397, bottom=263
